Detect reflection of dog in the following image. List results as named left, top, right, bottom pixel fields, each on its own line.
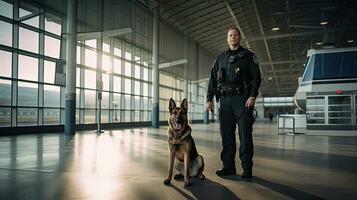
left=163, top=98, right=205, bottom=187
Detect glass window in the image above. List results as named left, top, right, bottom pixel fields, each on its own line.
left=18, top=55, right=38, bottom=81
left=84, top=89, right=96, bottom=108
left=45, top=35, right=60, bottom=58
left=44, top=85, right=60, bottom=107
left=101, top=109, right=109, bottom=123
left=0, top=107, right=11, bottom=127
left=143, top=83, right=148, bottom=96
left=340, top=51, right=357, bottom=78
left=44, top=108, right=60, bottom=125
left=85, top=39, right=96, bottom=48
left=84, top=109, right=95, bottom=124
left=114, top=58, right=121, bottom=74
left=134, top=81, right=140, bottom=96
left=0, top=50, right=12, bottom=77
left=76, top=46, right=80, bottom=64
left=102, top=92, right=109, bottom=109
left=85, top=69, right=96, bottom=89
left=114, top=47, right=121, bottom=57
left=125, top=51, right=131, bottom=60
left=85, top=49, right=97, bottom=68
left=0, top=20, right=12, bottom=47
left=76, top=67, right=80, bottom=87
left=102, top=54, right=111, bottom=72
left=125, top=62, right=131, bottom=76
left=135, top=65, right=140, bottom=79
left=19, top=6, right=39, bottom=28
left=0, top=79, right=11, bottom=106
left=143, top=67, right=148, bottom=81
left=45, top=14, right=62, bottom=35
left=124, top=79, right=131, bottom=94
left=102, top=73, right=109, bottom=91
left=113, top=76, right=121, bottom=92
left=103, top=42, right=110, bottom=53
left=18, top=81, right=38, bottom=106
left=17, top=108, right=37, bottom=126
left=123, top=95, right=131, bottom=109
left=19, top=27, right=39, bottom=53
left=44, top=60, right=56, bottom=84
left=0, top=0, right=13, bottom=18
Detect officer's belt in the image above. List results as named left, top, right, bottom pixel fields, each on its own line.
left=218, top=84, right=242, bottom=96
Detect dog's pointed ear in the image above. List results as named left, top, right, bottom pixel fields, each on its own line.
left=169, top=98, right=176, bottom=113
left=181, top=98, right=188, bottom=111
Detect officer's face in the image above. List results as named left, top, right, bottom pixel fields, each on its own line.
left=227, top=29, right=241, bottom=47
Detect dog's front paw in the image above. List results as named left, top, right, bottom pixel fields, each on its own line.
left=184, top=180, right=192, bottom=187
left=174, top=174, right=184, bottom=180
left=163, top=179, right=171, bottom=185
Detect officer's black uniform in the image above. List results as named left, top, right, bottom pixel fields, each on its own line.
left=207, top=46, right=261, bottom=174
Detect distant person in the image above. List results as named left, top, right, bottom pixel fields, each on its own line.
left=269, top=112, right=273, bottom=121
left=206, top=26, right=261, bottom=178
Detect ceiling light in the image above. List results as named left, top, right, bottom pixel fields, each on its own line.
left=268, top=77, right=273, bottom=80
left=272, top=27, right=280, bottom=31
left=316, top=42, right=323, bottom=45
left=347, top=40, right=354, bottom=43
left=320, top=21, right=328, bottom=25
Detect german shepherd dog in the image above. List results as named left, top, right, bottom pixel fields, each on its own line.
left=163, top=98, right=205, bottom=186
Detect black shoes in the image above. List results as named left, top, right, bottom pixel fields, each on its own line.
left=216, top=168, right=236, bottom=176
left=241, top=170, right=252, bottom=178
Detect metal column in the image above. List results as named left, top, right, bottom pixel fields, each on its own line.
left=64, top=0, right=77, bottom=135
left=152, top=7, right=159, bottom=128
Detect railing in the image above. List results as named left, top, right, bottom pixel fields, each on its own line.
left=277, top=115, right=295, bottom=135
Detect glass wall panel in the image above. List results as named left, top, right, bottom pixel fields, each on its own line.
left=0, top=20, right=12, bottom=47
left=19, top=6, right=39, bottom=28
left=114, top=58, right=121, bottom=74
left=45, top=35, right=60, bottom=59
left=0, top=50, right=12, bottom=77
left=84, top=70, right=96, bottom=89
left=84, top=90, right=96, bottom=108
left=18, top=54, right=38, bottom=81
left=19, top=27, right=39, bottom=53
left=45, top=14, right=62, bottom=35
left=0, top=0, right=13, bottom=18
left=0, top=79, right=11, bottom=106
left=44, top=60, right=56, bottom=84
left=84, top=109, right=95, bottom=124
left=44, top=108, right=60, bottom=125
left=85, top=49, right=97, bottom=68
left=17, top=108, right=37, bottom=126
left=113, top=76, right=121, bottom=92
left=0, top=107, right=11, bottom=127
left=18, top=81, right=38, bottom=106
left=44, top=85, right=60, bottom=107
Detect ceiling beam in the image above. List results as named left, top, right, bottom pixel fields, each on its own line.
left=252, top=0, right=280, bottom=95
left=259, top=59, right=306, bottom=65
left=242, top=27, right=357, bottom=43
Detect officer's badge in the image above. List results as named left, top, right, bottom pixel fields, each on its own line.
left=253, top=55, right=259, bottom=65
left=235, top=67, right=240, bottom=74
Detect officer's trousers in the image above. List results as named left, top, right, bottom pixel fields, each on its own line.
left=219, top=94, right=254, bottom=172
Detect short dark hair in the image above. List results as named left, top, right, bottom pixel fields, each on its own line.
left=227, top=26, right=241, bottom=36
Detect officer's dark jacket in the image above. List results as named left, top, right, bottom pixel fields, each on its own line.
left=207, top=46, right=261, bottom=102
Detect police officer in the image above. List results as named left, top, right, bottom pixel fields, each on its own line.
left=207, top=26, right=261, bottom=178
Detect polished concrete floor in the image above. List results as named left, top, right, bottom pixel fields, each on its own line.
left=0, top=121, right=357, bottom=200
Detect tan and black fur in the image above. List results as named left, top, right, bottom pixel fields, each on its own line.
left=163, top=98, right=205, bottom=187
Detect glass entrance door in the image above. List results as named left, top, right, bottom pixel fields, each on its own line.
left=327, top=95, right=352, bottom=125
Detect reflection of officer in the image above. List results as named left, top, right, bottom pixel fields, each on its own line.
left=207, top=26, right=261, bottom=178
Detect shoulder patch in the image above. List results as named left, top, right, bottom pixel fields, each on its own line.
left=253, top=54, right=259, bottom=65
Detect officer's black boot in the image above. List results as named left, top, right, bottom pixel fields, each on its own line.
left=241, top=170, right=252, bottom=178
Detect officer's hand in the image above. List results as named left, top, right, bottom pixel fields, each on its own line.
left=245, top=97, right=256, bottom=108
left=207, top=101, right=214, bottom=112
